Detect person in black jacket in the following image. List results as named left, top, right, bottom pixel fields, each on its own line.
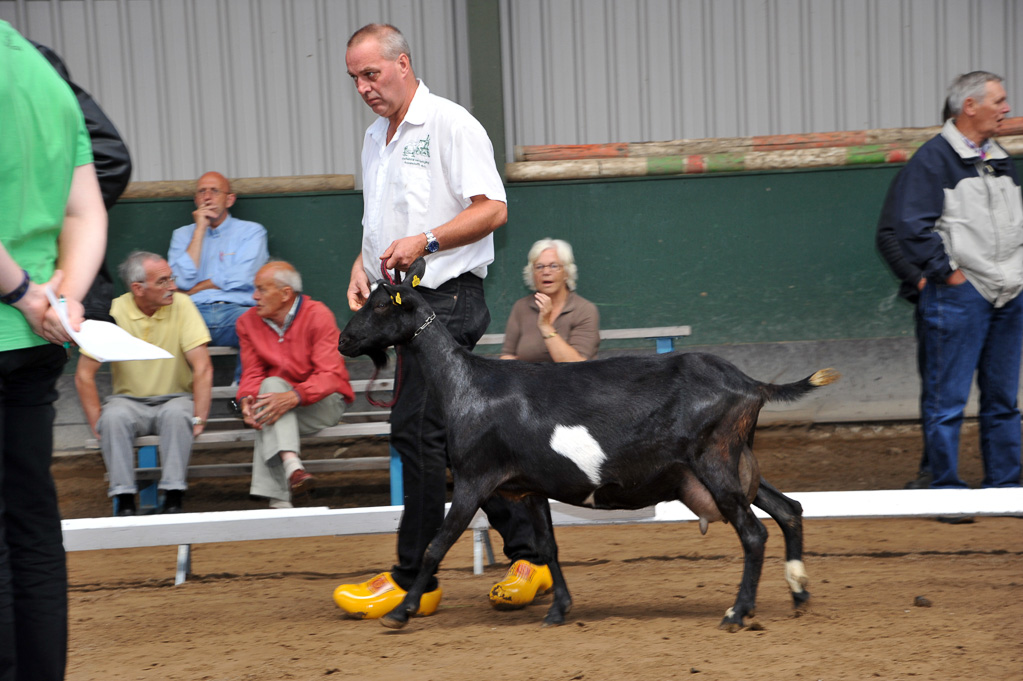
left=876, top=183, right=931, bottom=488
left=874, top=99, right=955, bottom=490
left=32, top=41, right=133, bottom=323
left=879, top=72, right=1022, bottom=493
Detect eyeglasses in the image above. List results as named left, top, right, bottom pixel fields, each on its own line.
left=534, top=263, right=562, bottom=273
left=195, top=187, right=224, bottom=198
left=145, top=276, right=176, bottom=288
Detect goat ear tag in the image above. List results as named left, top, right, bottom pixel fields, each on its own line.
left=394, top=292, right=402, bottom=305
left=411, top=275, right=421, bottom=288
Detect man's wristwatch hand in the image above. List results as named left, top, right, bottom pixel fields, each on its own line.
left=424, top=230, right=440, bottom=254
left=192, top=416, right=205, bottom=426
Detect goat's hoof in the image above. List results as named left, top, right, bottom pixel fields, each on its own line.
left=792, top=589, right=811, bottom=609
left=540, top=598, right=572, bottom=627
left=380, top=612, right=409, bottom=630
left=718, top=618, right=745, bottom=633
left=718, top=607, right=747, bottom=632
left=541, top=613, right=566, bottom=627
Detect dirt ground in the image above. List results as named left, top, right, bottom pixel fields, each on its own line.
left=56, top=422, right=1023, bottom=681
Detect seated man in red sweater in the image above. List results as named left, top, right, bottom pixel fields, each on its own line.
left=236, top=261, right=355, bottom=508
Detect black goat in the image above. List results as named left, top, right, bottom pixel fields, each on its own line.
left=338, top=257, right=839, bottom=631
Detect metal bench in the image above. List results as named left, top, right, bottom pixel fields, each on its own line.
left=87, top=376, right=399, bottom=510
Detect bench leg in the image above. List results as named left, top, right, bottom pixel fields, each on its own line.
left=113, top=445, right=161, bottom=514
left=389, top=445, right=403, bottom=506
left=137, top=444, right=160, bottom=511
left=175, top=544, right=192, bottom=585
left=473, top=526, right=496, bottom=576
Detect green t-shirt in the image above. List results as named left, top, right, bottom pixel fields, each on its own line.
left=0, top=21, right=93, bottom=351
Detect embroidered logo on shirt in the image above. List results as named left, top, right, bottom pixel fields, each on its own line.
left=402, top=135, right=431, bottom=168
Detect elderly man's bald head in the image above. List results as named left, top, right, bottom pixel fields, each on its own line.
left=197, top=171, right=231, bottom=193
left=194, top=171, right=236, bottom=228
left=258, top=261, right=302, bottom=292
left=253, top=261, right=303, bottom=324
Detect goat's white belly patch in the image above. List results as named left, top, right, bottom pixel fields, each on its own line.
left=549, top=425, right=606, bottom=486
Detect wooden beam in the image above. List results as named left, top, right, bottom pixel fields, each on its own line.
left=121, top=174, right=355, bottom=200
left=514, top=117, right=1023, bottom=162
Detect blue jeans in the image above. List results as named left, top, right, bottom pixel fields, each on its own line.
left=914, top=303, right=930, bottom=476
left=195, top=302, right=248, bottom=381
left=919, top=280, right=1023, bottom=488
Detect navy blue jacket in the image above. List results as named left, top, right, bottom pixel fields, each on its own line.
left=883, top=120, right=1023, bottom=307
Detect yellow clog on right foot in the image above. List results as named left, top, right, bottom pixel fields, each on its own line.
left=332, top=572, right=442, bottom=619
left=489, top=560, right=554, bottom=610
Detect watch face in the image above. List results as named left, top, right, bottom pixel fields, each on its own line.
left=426, top=240, right=440, bottom=253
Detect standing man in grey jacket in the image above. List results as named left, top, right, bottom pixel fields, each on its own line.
left=886, top=71, right=1022, bottom=491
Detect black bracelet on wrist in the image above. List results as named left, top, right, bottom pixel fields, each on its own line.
left=0, top=269, right=31, bottom=305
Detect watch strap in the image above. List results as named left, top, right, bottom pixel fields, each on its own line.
left=0, top=269, right=31, bottom=305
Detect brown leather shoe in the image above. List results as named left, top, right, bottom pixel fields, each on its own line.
left=288, top=468, right=315, bottom=494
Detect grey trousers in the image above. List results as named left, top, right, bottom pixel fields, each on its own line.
left=98, top=394, right=194, bottom=495
left=250, top=376, right=345, bottom=502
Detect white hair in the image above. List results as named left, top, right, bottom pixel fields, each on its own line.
left=946, top=71, right=1002, bottom=117
left=118, top=251, right=162, bottom=287
left=267, top=261, right=303, bottom=292
left=522, top=238, right=578, bottom=291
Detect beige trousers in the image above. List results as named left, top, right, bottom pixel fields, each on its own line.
left=249, top=376, right=345, bottom=502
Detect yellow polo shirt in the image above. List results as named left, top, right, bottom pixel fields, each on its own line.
left=105, top=292, right=211, bottom=397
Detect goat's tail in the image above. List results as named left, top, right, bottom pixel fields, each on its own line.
left=760, top=368, right=840, bottom=403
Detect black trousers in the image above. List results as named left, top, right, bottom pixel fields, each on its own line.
left=389, top=274, right=540, bottom=591
left=0, top=344, right=68, bottom=681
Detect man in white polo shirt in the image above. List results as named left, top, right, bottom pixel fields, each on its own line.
left=335, top=23, right=553, bottom=620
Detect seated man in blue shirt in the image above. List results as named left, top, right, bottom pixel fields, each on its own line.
left=168, top=171, right=268, bottom=378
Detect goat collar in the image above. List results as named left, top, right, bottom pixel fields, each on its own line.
left=412, top=311, right=437, bottom=339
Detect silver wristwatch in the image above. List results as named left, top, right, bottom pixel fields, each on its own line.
left=424, top=230, right=440, bottom=253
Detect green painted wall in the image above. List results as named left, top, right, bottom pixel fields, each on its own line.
left=108, top=193, right=366, bottom=322
left=493, top=165, right=907, bottom=346
left=106, top=160, right=1020, bottom=349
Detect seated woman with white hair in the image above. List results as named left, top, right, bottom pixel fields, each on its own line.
left=500, top=237, right=599, bottom=362
left=487, top=237, right=600, bottom=608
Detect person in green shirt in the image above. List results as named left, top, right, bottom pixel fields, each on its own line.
left=0, top=20, right=107, bottom=681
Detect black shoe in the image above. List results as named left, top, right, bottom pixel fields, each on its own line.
left=115, top=494, right=136, bottom=517
left=904, top=471, right=933, bottom=489
left=162, top=489, right=184, bottom=514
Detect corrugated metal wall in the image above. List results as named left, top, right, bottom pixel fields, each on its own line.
left=503, top=0, right=1022, bottom=147
left=3, top=0, right=1020, bottom=182
left=0, top=0, right=470, bottom=183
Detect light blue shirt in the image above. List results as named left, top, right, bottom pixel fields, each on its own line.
left=168, top=214, right=269, bottom=306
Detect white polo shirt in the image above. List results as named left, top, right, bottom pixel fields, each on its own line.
left=359, top=81, right=507, bottom=290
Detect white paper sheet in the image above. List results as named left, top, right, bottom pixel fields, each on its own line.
left=46, top=288, right=173, bottom=362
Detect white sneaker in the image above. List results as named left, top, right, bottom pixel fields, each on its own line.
left=269, top=499, right=294, bottom=509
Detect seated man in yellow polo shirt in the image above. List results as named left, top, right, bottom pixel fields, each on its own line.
left=75, top=251, right=212, bottom=515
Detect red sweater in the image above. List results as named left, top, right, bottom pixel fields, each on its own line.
left=235, top=296, right=354, bottom=405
